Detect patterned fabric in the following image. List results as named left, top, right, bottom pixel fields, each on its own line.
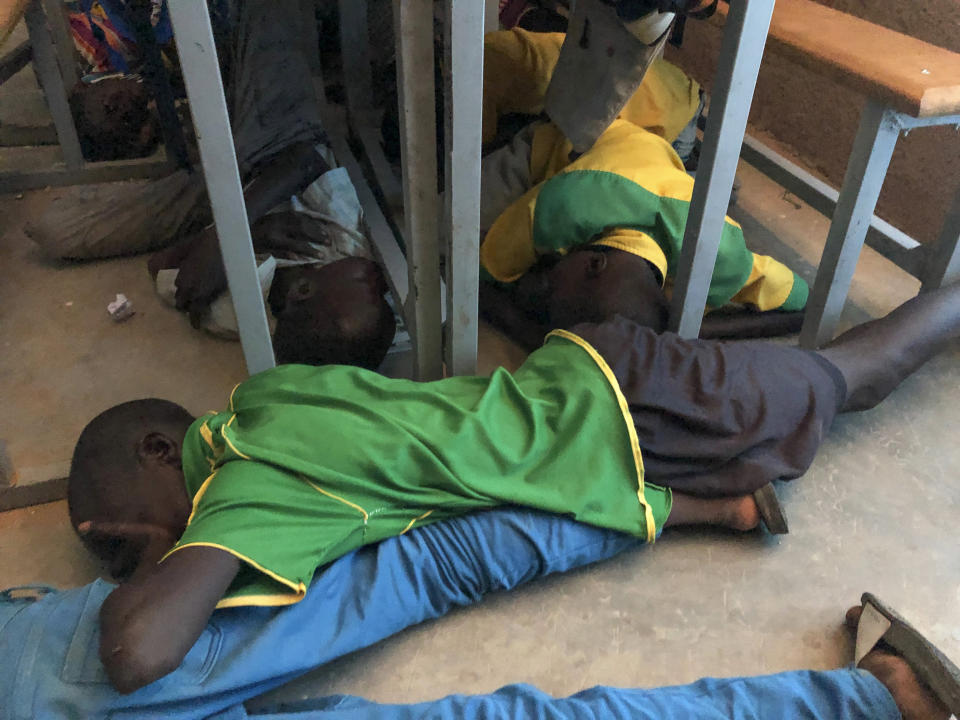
left=67, top=0, right=171, bottom=74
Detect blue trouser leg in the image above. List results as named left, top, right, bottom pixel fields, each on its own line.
left=248, top=669, right=900, bottom=720
left=0, top=509, right=639, bottom=720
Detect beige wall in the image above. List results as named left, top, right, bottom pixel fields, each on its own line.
left=664, top=0, right=960, bottom=245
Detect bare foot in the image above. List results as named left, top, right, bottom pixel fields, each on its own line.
left=725, top=495, right=761, bottom=531
left=846, top=606, right=951, bottom=720
left=664, top=493, right=760, bottom=532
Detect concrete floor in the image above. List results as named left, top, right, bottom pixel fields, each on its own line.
left=0, top=157, right=958, bottom=709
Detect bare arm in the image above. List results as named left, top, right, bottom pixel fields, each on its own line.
left=479, top=282, right=551, bottom=351
left=698, top=308, right=805, bottom=340
left=149, top=141, right=329, bottom=323
left=93, top=525, right=240, bottom=694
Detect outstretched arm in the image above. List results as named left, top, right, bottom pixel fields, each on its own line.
left=479, top=282, right=551, bottom=351
left=699, top=308, right=805, bottom=340
left=88, top=522, right=239, bottom=694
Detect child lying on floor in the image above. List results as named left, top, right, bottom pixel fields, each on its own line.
left=5, top=510, right=957, bottom=718
left=67, top=282, right=960, bottom=694
left=148, top=162, right=399, bottom=369
left=477, top=30, right=808, bottom=346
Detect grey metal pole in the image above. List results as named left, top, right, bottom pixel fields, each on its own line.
left=799, top=101, right=901, bottom=348
left=24, top=0, right=84, bottom=170
left=486, top=0, right=500, bottom=31
left=393, top=0, right=444, bottom=380
left=668, top=0, right=775, bottom=338
left=921, top=186, right=960, bottom=291
left=442, top=0, right=484, bottom=376
left=167, top=0, right=275, bottom=375
left=38, top=0, right=77, bottom=88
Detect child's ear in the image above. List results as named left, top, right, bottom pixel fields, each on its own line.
left=286, top=277, right=316, bottom=307
left=586, top=251, right=608, bottom=278
left=137, top=432, right=181, bottom=465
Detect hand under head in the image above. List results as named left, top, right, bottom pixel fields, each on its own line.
left=69, top=400, right=195, bottom=580
left=546, top=246, right=669, bottom=331
left=271, top=257, right=397, bottom=370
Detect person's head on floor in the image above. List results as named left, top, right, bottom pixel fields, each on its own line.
left=271, top=257, right=397, bottom=370
left=547, top=246, right=668, bottom=332
left=68, top=399, right=195, bottom=580
left=70, top=76, right=158, bottom=162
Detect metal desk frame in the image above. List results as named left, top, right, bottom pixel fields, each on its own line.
left=167, top=0, right=486, bottom=379
left=798, top=106, right=960, bottom=348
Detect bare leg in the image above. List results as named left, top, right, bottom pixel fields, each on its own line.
left=663, top=492, right=760, bottom=532
left=817, top=283, right=960, bottom=412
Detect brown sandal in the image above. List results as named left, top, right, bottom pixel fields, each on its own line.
left=856, top=593, right=960, bottom=715
left=753, top=483, right=789, bottom=535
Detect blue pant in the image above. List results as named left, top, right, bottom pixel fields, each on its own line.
left=248, top=671, right=897, bottom=720
left=0, top=509, right=898, bottom=720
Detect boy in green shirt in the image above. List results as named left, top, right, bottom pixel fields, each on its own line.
left=68, top=283, right=960, bottom=694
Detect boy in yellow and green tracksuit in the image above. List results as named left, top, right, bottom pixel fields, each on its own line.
left=479, top=29, right=808, bottom=329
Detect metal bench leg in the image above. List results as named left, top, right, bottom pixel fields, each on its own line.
left=339, top=0, right=403, bottom=210
left=339, top=0, right=374, bottom=113
left=799, top=101, right=901, bottom=348
left=38, top=0, right=77, bottom=88
left=668, top=0, right=775, bottom=338
left=921, top=186, right=960, bottom=291
left=442, top=0, right=484, bottom=376
left=168, top=0, right=275, bottom=375
left=23, top=0, right=83, bottom=170
left=394, top=0, right=443, bottom=380
left=486, top=0, right=500, bottom=30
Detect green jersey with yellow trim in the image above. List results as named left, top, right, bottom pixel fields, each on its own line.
left=171, top=332, right=672, bottom=608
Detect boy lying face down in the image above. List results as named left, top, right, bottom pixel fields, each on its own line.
left=5, top=510, right=956, bottom=719
left=477, top=30, right=808, bottom=345
left=67, top=282, right=960, bottom=694
left=478, top=119, right=810, bottom=347
left=150, top=207, right=398, bottom=371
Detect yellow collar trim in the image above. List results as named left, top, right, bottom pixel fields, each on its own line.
left=591, top=230, right=668, bottom=286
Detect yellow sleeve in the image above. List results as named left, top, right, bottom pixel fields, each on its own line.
left=729, top=253, right=809, bottom=312
left=619, top=59, right=702, bottom=144
left=483, top=29, right=565, bottom=144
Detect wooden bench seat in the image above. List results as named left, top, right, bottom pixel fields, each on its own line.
left=710, top=0, right=960, bottom=118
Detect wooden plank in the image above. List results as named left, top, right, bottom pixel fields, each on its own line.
left=709, top=0, right=960, bottom=118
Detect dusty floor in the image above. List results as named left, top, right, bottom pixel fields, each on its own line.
left=0, top=154, right=958, bottom=709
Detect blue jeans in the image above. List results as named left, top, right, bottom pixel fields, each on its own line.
left=0, top=509, right=898, bottom=720
left=248, top=671, right=898, bottom=720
